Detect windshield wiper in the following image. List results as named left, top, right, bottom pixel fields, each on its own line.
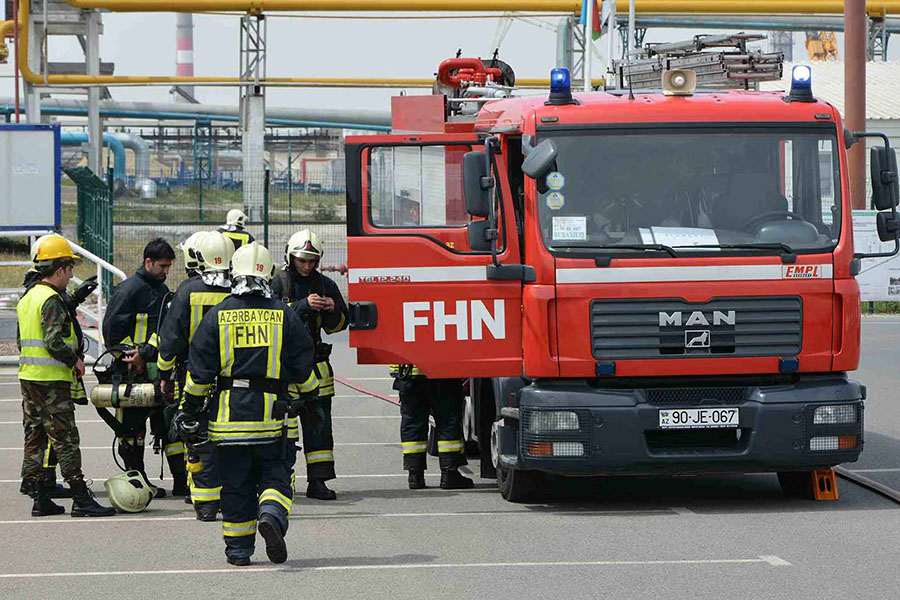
left=673, top=242, right=796, bottom=255
left=557, top=242, right=680, bottom=257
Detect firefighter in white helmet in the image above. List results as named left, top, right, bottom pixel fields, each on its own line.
left=271, top=229, right=348, bottom=501
left=218, top=209, right=255, bottom=251
left=177, top=231, right=206, bottom=278
left=175, top=242, right=318, bottom=565
left=158, top=231, right=234, bottom=521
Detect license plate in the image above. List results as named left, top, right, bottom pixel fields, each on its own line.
left=658, top=408, right=739, bottom=429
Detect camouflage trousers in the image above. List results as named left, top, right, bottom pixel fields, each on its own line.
left=21, top=380, right=83, bottom=483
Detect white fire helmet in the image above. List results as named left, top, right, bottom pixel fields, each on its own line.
left=193, top=231, right=235, bottom=273
left=104, top=470, right=154, bottom=513
left=226, top=209, right=248, bottom=229
left=178, top=231, right=205, bottom=273
left=285, top=229, right=323, bottom=265
left=231, top=242, right=275, bottom=282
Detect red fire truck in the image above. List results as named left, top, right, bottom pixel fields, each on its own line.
left=344, top=58, right=900, bottom=501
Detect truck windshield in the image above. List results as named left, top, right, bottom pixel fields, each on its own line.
left=536, top=128, right=841, bottom=255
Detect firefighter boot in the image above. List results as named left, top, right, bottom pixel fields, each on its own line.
left=41, top=468, right=72, bottom=499
left=440, top=468, right=474, bottom=490
left=408, top=470, right=426, bottom=490
left=194, top=501, right=219, bottom=522
left=257, top=513, right=288, bottom=564
left=306, top=479, right=337, bottom=500
left=171, top=472, right=189, bottom=497
left=227, top=556, right=251, bottom=567
left=29, top=483, right=65, bottom=517
left=69, top=478, right=116, bottom=517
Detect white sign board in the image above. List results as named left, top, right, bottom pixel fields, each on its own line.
left=0, top=125, right=60, bottom=232
left=851, top=210, right=900, bottom=301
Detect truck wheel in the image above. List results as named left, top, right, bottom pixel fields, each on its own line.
left=475, top=379, right=497, bottom=479
left=497, top=463, right=537, bottom=503
left=777, top=471, right=811, bottom=498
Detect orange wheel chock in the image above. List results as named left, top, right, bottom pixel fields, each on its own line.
left=812, top=468, right=839, bottom=501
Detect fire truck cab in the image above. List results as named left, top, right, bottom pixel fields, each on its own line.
left=344, top=60, right=900, bottom=501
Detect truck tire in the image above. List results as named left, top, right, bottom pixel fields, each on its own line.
left=474, top=378, right=497, bottom=479
left=497, top=463, right=537, bottom=503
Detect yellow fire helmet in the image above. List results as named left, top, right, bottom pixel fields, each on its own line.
left=231, top=241, right=275, bottom=281
left=32, top=234, right=81, bottom=265
left=194, top=231, right=235, bottom=273
left=103, top=470, right=154, bottom=513
left=178, top=231, right=205, bottom=273
left=285, top=229, right=323, bottom=264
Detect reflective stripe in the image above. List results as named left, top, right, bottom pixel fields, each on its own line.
left=190, top=486, right=222, bottom=502
left=222, top=520, right=257, bottom=537
left=42, top=439, right=53, bottom=468
left=268, top=322, right=282, bottom=379
left=218, top=389, right=231, bottom=423
left=19, top=356, right=68, bottom=368
left=147, top=332, right=159, bottom=349
left=297, top=371, right=319, bottom=395
left=259, top=488, right=293, bottom=513
left=189, top=292, right=230, bottom=342
left=389, top=364, right=424, bottom=377
left=184, top=372, right=211, bottom=396
left=209, top=420, right=285, bottom=431
left=157, top=354, right=177, bottom=371
left=19, top=339, right=45, bottom=348
left=305, top=450, right=334, bottom=465
left=70, top=380, right=87, bottom=400
left=437, top=440, right=465, bottom=453
left=324, top=312, right=346, bottom=334
left=402, top=441, right=428, bottom=455
left=134, top=313, right=149, bottom=345
left=164, top=442, right=186, bottom=457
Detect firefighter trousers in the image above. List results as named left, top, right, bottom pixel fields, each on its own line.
left=399, top=378, right=467, bottom=471
left=299, top=361, right=335, bottom=481
left=216, top=441, right=297, bottom=560
left=188, top=442, right=220, bottom=507
left=114, top=407, right=186, bottom=480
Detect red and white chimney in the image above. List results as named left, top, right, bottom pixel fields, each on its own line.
left=175, top=13, right=195, bottom=101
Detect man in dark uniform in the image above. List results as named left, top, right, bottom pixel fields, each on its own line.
left=271, top=229, right=348, bottom=501
left=102, top=238, right=187, bottom=497
left=176, top=242, right=319, bottom=566
left=18, top=234, right=115, bottom=517
left=390, top=366, right=474, bottom=491
left=158, top=231, right=233, bottom=521
left=217, top=209, right=255, bottom=251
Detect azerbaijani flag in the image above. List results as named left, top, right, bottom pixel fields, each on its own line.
left=580, top=0, right=602, bottom=41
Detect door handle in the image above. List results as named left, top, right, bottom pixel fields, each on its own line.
left=486, top=264, right=536, bottom=282
left=349, top=302, right=378, bottom=330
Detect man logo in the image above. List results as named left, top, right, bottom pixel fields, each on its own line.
left=685, top=330, right=711, bottom=348
left=659, top=310, right=735, bottom=327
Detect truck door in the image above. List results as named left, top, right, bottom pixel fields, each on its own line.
left=345, top=134, right=523, bottom=378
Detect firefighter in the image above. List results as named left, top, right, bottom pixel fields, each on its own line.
left=177, top=231, right=205, bottom=278
left=18, top=236, right=97, bottom=500
left=175, top=242, right=319, bottom=566
left=158, top=231, right=233, bottom=521
left=101, top=238, right=187, bottom=497
left=390, top=366, right=473, bottom=490
left=271, top=229, right=348, bottom=501
left=218, top=209, right=255, bottom=251
left=17, top=234, right=115, bottom=517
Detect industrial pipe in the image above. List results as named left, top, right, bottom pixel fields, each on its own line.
left=60, top=132, right=127, bottom=183
left=109, top=132, right=156, bottom=199
left=846, top=0, right=867, bottom=210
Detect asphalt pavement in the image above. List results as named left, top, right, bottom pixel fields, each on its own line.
left=0, top=322, right=899, bottom=599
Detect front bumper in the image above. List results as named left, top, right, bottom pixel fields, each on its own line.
left=496, top=376, right=865, bottom=476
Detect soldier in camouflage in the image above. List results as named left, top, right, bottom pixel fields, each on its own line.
left=17, top=234, right=115, bottom=518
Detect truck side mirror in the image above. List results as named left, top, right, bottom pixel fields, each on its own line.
left=463, top=150, right=493, bottom=217
left=877, top=211, right=900, bottom=242
left=871, top=146, right=899, bottom=211
left=522, top=139, right=558, bottom=179
left=467, top=219, right=494, bottom=252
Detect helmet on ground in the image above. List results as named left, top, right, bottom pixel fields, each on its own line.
left=178, top=231, right=205, bottom=274
left=226, top=209, right=248, bottom=229
left=231, top=242, right=275, bottom=281
left=194, top=231, right=234, bottom=273
left=32, top=234, right=80, bottom=265
left=103, top=470, right=154, bottom=513
left=285, top=230, right=323, bottom=264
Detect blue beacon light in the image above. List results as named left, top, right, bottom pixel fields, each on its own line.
left=788, top=65, right=814, bottom=103
left=547, top=67, right=575, bottom=106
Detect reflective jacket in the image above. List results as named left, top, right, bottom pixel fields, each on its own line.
left=102, top=266, right=170, bottom=361
left=216, top=225, right=254, bottom=251
left=183, top=294, right=319, bottom=445
left=157, top=276, right=230, bottom=376
left=17, top=283, right=78, bottom=383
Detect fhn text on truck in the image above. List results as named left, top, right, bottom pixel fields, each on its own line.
left=344, top=58, right=900, bottom=502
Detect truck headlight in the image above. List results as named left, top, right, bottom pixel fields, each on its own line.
left=813, top=405, right=856, bottom=425
left=529, top=411, right=579, bottom=433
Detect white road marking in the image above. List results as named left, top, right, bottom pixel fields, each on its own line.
left=0, top=473, right=433, bottom=483
left=339, top=377, right=394, bottom=381
left=0, top=556, right=790, bottom=579
left=0, top=416, right=399, bottom=425
left=0, top=442, right=399, bottom=451
left=669, top=506, right=695, bottom=515
left=849, top=468, right=900, bottom=473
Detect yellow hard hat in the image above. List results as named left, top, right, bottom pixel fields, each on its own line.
left=178, top=231, right=205, bottom=273
left=103, top=470, right=154, bottom=513
left=285, top=229, right=323, bottom=263
left=231, top=242, right=275, bottom=281
left=194, top=231, right=235, bottom=273
left=33, top=234, right=80, bottom=264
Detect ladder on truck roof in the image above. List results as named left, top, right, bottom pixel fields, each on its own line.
left=614, top=33, right=784, bottom=91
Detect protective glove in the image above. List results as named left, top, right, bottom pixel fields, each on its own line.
left=173, top=410, right=207, bottom=445
left=71, top=276, right=98, bottom=306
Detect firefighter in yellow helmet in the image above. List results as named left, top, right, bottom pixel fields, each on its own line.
left=271, top=229, right=348, bottom=500
left=18, top=234, right=115, bottom=517
left=175, top=242, right=319, bottom=565
left=218, top=209, right=255, bottom=251
left=158, top=231, right=233, bottom=521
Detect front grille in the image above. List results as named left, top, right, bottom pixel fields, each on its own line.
left=645, top=387, right=747, bottom=406
left=521, top=408, right=591, bottom=459
left=591, top=296, right=802, bottom=359
left=646, top=428, right=746, bottom=452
